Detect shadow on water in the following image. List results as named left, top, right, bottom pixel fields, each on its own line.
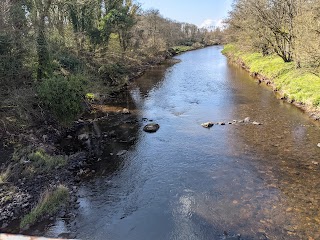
left=41, top=46, right=320, bottom=240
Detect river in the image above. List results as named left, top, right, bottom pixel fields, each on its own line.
left=45, top=46, right=320, bottom=239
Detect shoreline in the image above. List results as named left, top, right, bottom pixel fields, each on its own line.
left=0, top=45, right=208, bottom=236
left=222, top=46, right=320, bottom=122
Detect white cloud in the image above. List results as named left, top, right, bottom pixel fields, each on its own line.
left=199, top=19, right=224, bottom=29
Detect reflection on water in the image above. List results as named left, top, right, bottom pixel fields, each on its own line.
left=44, top=46, right=320, bottom=240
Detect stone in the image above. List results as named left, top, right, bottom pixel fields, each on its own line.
left=252, top=121, right=262, bottom=125
left=116, top=150, right=127, bottom=156
left=58, top=232, right=73, bottom=238
left=317, top=143, right=320, bottom=148
left=143, top=123, right=160, bottom=133
left=244, top=117, right=251, bottom=123
left=42, top=135, right=48, bottom=142
left=78, top=133, right=89, bottom=141
left=201, top=122, right=214, bottom=128
left=218, top=122, right=226, bottom=125
left=122, top=108, right=130, bottom=114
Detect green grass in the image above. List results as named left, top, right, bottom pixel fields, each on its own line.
left=223, top=44, right=320, bottom=107
left=28, top=148, right=67, bottom=173
left=0, top=166, right=10, bottom=183
left=171, top=45, right=194, bottom=54
left=20, top=185, right=69, bottom=228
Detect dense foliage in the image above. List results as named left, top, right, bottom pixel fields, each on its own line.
left=0, top=0, right=224, bottom=127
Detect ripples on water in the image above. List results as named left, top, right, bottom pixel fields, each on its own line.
left=44, top=46, right=320, bottom=240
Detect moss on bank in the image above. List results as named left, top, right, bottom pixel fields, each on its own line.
left=222, top=44, right=320, bottom=108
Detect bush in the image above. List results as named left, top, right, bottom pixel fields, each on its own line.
left=37, top=75, right=86, bottom=123
left=57, top=53, right=82, bottom=72
left=98, top=63, right=128, bottom=85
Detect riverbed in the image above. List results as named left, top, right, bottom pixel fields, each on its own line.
left=44, top=46, right=320, bottom=239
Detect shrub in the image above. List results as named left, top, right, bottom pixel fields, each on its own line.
left=58, top=53, right=82, bottom=72
left=98, top=63, right=128, bottom=85
left=37, top=75, right=86, bottom=123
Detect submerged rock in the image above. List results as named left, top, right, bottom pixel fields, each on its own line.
left=116, top=150, right=127, bottom=156
left=122, top=108, right=130, bottom=114
left=143, top=123, right=160, bottom=133
left=244, top=117, right=251, bottom=123
left=201, top=122, right=214, bottom=128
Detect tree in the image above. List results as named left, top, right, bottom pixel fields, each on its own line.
left=100, top=0, right=138, bottom=52
left=0, top=0, right=29, bottom=89
left=226, top=0, right=299, bottom=62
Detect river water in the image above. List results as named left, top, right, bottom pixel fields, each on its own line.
left=46, top=46, right=320, bottom=239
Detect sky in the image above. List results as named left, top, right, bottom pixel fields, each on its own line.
left=139, top=0, right=233, bottom=29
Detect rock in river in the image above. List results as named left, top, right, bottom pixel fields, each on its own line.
left=244, top=117, right=251, bottom=123
left=143, top=123, right=160, bottom=133
left=122, top=108, right=130, bottom=114
left=201, top=122, right=214, bottom=128
left=117, top=150, right=128, bottom=156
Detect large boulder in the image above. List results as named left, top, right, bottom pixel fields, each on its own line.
left=143, top=123, right=160, bottom=133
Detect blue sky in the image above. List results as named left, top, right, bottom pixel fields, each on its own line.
left=139, top=0, right=233, bottom=28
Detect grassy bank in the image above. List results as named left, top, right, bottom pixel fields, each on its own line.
left=222, top=44, right=320, bottom=112
left=20, top=185, right=69, bottom=228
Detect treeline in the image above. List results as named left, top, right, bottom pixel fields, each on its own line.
left=0, top=0, right=224, bottom=128
left=225, top=0, right=320, bottom=70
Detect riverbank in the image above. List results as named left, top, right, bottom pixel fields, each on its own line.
left=222, top=44, right=320, bottom=121
left=0, top=44, right=205, bottom=235
left=45, top=45, right=320, bottom=240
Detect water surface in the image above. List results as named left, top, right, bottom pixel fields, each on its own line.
left=47, top=46, right=320, bottom=239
